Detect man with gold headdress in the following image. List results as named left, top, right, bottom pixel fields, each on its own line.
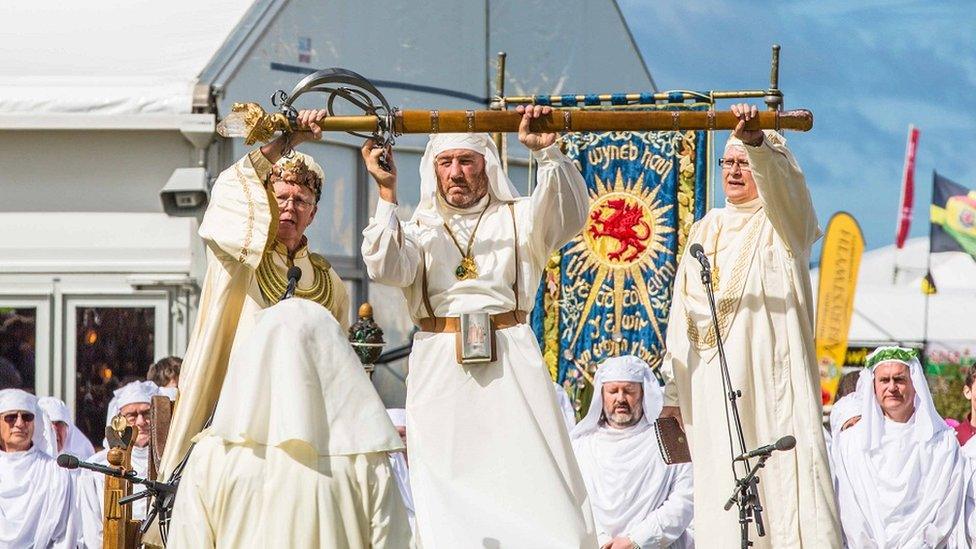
left=155, top=109, right=349, bottom=501
left=659, top=104, right=841, bottom=547
left=361, top=105, right=596, bottom=546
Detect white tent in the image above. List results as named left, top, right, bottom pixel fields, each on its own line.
left=0, top=0, right=253, bottom=118
left=811, top=236, right=976, bottom=356
left=0, top=0, right=657, bottom=411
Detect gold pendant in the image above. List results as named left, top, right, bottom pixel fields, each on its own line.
left=455, top=256, right=478, bottom=280
left=710, top=266, right=720, bottom=291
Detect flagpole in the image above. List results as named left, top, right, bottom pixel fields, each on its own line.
left=922, top=170, right=935, bottom=352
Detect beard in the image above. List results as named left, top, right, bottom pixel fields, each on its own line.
left=604, top=404, right=643, bottom=429
left=439, top=172, right=489, bottom=209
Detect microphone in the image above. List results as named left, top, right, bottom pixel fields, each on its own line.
left=734, top=435, right=796, bottom=462
left=281, top=266, right=302, bottom=301
left=57, top=453, right=127, bottom=477
left=689, top=243, right=709, bottom=268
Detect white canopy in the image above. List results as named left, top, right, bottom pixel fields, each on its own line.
left=0, top=0, right=253, bottom=117
left=812, top=236, right=976, bottom=351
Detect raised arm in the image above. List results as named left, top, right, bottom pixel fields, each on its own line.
left=732, top=104, right=820, bottom=255
left=519, top=106, right=589, bottom=265
left=197, top=150, right=276, bottom=268
left=198, top=109, right=329, bottom=268
left=360, top=140, right=422, bottom=287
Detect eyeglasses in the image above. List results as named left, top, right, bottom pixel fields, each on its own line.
left=718, top=158, right=752, bottom=171
left=122, top=410, right=151, bottom=423
left=2, top=411, right=35, bottom=424
left=275, top=196, right=315, bottom=211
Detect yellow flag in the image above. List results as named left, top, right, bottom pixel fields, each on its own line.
left=921, top=272, right=937, bottom=295
left=815, top=212, right=865, bottom=403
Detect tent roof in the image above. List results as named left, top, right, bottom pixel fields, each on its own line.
left=812, top=237, right=976, bottom=348
left=0, top=0, right=256, bottom=118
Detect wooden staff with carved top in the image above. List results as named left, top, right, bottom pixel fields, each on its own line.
left=102, top=421, right=142, bottom=549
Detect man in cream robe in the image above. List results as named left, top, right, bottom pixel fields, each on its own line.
left=659, top=104, right=841, bottom=548
left=157, top=109, right=349, bottom=497
left=361, top=106, right=596, bottom=546
left=572, top=356, right=694, bottom=549
left=831, top=346, right=965, bottom=548
left=167, top=299, right=410, bottom=548
left=77, top=380, right=164, bottom=548
left=0, top=389, right=77, bottom=548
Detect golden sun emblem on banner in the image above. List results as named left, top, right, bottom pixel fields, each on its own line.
left=566, top=170, right=674, bottom=349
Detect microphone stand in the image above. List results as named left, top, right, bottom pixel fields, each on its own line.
left=694, top=252, right=765, bottom=548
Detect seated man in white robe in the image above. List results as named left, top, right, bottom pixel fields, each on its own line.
left=572, top=356, right=694, bottom=549
left=387, top=408, right=416, bottom=534
left=168, top=299, right=410, bottom=548
left=76, top=380, right=162, bottom=548
left=831, top=346, right=965, bottom=548
left=0, top=389, right=76, bottom=548
left=38, top=396, right=95, bottom=459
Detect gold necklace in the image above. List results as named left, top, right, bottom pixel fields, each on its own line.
left=255, top=245, right=334, bottom=308
left=443, top=197, right=492, bottom=280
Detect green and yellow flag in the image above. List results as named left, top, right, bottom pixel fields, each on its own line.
left=930, top=172, right=976, bottom=260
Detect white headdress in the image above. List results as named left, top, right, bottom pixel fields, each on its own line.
left=571, top=355, right=662, bottom=439
left=105, top=380, right=159, bottom=427
left=0, top=389, right=55, bottom=454
left=101, top=380, right=159, bottom=447
left=37, top=396, right=95, bottom=458
left=853, top=346, right=946, bottom=451
left=411, top=133, right=520, bottom=226
left=207, top=299, right=403, bottom=460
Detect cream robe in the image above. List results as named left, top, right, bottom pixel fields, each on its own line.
left=661, top=132, right=841, bottom=548
left=167, top=299, right=409, bottom=549
left=361, top=144, right=597, bottom=547
left=168, top=439, right=409, bottom=549
left=157, top=150, right=349, bottom=485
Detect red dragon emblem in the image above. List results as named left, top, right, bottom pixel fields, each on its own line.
left=588, top=198, right=651, bottom=262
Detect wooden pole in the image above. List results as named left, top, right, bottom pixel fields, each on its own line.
left=222, top=103, right=814, bottom=145
left=394, top=108, right=811, bottom=134
left=102, top=426, right=141, bottom=549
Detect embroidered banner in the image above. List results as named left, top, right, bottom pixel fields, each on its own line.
left=532, top=104, right=711, bottom=398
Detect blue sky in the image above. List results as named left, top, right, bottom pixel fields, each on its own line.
left=619, top=1, right=976, bottom=255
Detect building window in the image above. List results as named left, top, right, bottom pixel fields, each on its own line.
left=0, top=309, right=36, bottom=391
left=74, top=307, right=156, bottom=446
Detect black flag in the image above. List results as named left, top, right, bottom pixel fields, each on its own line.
left=930, top=172, right=976, bottom=260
